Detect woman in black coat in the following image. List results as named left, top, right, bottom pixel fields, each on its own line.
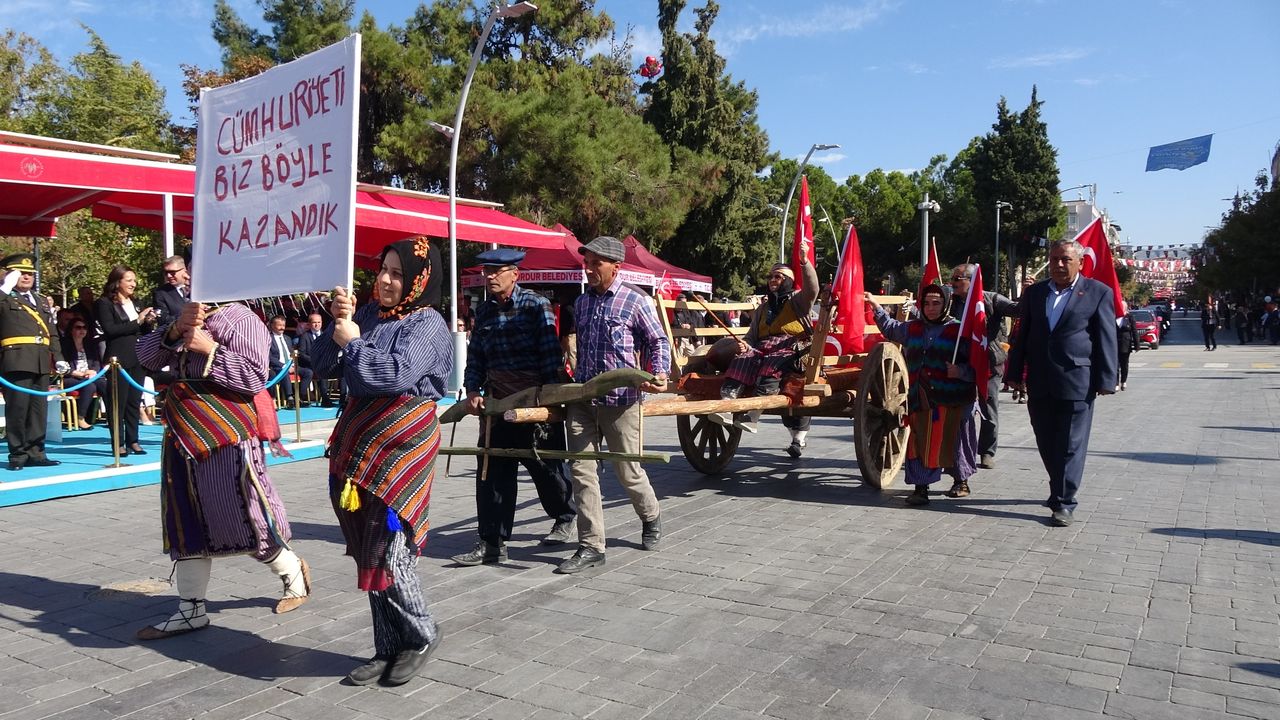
left=60, top=319, right=108, bottom=429
left=95, top=265, right=156, bottom=454
left=1116, top=310, right=1140, bottom=391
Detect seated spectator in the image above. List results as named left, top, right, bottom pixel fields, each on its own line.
left=60, top=319, right=107, bottom=430
left=267, top=315, right=312, bottom=406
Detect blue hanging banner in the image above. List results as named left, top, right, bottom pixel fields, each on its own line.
left=1145, top=134, right=1213, bottom=172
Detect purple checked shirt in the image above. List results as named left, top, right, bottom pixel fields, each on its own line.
left=574, top=275, right=670, bottom=407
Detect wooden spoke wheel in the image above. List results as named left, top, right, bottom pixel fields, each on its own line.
left=677, top=413, right=742, bottom=474
left=853, top=342, right=911, bottom=488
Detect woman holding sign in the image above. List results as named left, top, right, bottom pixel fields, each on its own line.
left=311, top=237, right=451, bottom=688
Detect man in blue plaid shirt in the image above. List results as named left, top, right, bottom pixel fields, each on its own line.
left=453, top=248, right=578, bottom=566
left=557, top=236, right=671, bottom=574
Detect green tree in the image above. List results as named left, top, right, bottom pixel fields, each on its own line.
left=969, top=87, right=1061, bottom=282
left=0, top=30, right=63, bottom=134
left=642, top=0, right=774, bottom=298
left=1196, top=171, right=1280, bottom=297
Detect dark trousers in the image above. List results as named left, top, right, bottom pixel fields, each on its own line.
left=1118, top=352, right=1131, bottom=385
left=1202, top=326, right=1217, bottom=349
left=978, top=371, right=1001, bottom=457
left=78, top=377, right=109, bottom=422
left=475, top=417, right=577, bottom=545
left=105, top=363, right=143, bottom=448
left=3, top=371, right=50, bottom=464
left=1027, top=397, right=1095, bottom=513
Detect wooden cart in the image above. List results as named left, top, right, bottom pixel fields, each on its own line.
left=484, top=292, right=914, bottom=489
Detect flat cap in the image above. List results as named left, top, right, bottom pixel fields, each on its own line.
left=476, top=248, right=526, bottom=267
left=578, top=236, right=626, bottom=263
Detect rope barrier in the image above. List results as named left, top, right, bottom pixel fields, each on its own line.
left=266, top=358, right=293, bottom=389
left=116, top=365, right=160, bottom=395
left=0, top=366, right=110, bottom=397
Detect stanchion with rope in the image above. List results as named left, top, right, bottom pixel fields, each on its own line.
left=291, top=350, right=302, bottom=442
left=262, top=358, right=295, bottom=446
left=0, top=365, right=113, bottom=463
left=106, top=358, right=127, bottom=468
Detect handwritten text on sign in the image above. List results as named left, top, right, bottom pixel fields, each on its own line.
left=193, top=35, right=360, bottom=303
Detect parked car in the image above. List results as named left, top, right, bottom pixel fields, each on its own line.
left=1131, top=309, right=1160, bottom=349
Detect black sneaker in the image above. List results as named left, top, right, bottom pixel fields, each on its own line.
left=450, top=540, right=506, bottom=566
left=542, top=519, right=576, bottom=546
left=785, top=441, right=805, bottom=458
left=555, top=546, right=605, bottom=574
left=346, top=656, right=391, bottom=685
left=382, top=627, right=443, bottom=687
left=641, top=515, right=662, bottom=550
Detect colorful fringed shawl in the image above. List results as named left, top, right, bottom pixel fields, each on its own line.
left=906, top=402, right=968, bottom=468
left=903, top=321, right=974, bottom=413
left=164, top=380, right=258, bottom=461
left=328, top=395, right=439, bottom=547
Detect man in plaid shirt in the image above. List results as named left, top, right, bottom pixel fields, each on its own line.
left=557, top=236, right=671, bottom=574
left=454, top=248, right=578, bottom=567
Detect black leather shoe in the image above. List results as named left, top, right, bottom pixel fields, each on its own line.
left=7, top=461, right=24, bottom=471
left=450, top=540, right=506, bottom=566
left=785, top=441, right=805, bottom=458
left=129, top=445, right=147, bottom=455
left=382, top=627, right=443, bottom=686
left=27, top=458, right=61, bottom=467
left=346, top=656, right=391, bottom=686
left=555, top=546, right=605, bottom=574
left=1051, top=509, right=1074, bottom=527
left=641, top=516, right=662, bottom=551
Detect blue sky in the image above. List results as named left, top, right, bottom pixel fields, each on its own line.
left=5, top=0, right=1279, bottom=250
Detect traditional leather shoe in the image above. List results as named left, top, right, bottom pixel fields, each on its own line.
left=274, top=557, right=312, bottom=614
left=136, top=600, right=210, bottom=641
left=785, top=441, right=805, bottom=458
left=1050, top=509, right=1074, bottom=527
left=346, top=656, right=391, bottom=685
left=451, top=540, right=506, bottom=566
left=542, top=519, right=576, bottom=546
left=555, top=546, right=605, bottom=574
left=641, top=515, right=662, bottom=550
left=905, top=485, right=930, bottom=506
left=978, top=454, right=995, bottom=469
left=27, top=458, right=61, bottom=467
left=382, top=627, right=443, bottom=686
left=945, top=481, right=971, bottom=498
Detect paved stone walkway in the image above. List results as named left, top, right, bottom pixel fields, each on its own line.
left=1, top=316, right=1277, bottom=719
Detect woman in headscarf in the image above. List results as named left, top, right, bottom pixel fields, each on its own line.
left=707, top=259, right=819, bottom=454
left=865, top=284, right=978, bottom=504
left=311, top=237, right=452, bottom=688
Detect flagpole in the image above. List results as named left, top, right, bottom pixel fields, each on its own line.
left=952, top=272, right=977, bottom=365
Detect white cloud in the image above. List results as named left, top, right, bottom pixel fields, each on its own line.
left=811, top=152, right=847, bottom=164
left=587, top=23, right=662, bottom=65
left=904, top=62, right=929, bottom=75
left=716, top=0, right=898, bottom=50
left=988, top=48, right=1092, bottom=70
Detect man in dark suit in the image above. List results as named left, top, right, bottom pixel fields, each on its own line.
left=293, top=311, right=331, bottom=406
left=0, top=253, right=68, bottom=471
left=267, top=315, right=310, bottom=406
left=1006, top=239, right=1118, bottom=526
left=152, top=255, right=190, bottom=329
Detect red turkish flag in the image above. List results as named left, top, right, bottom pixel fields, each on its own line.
left=957, top=265, right=991, bottom=401
left=790, top=176, right=815, bottom=291
left=655, top=271, right=680, bottom=301
left=825, top=224, right=867, bottom=358
left=918, top=237, right=942, bottom=303
left=1073, top=218, right=1124, bottom=318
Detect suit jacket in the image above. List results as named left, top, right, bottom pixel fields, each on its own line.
left=0, top=290, right=63, bottom=375
left=95, top=297, right=152, bottom=369
left=268, top=332, right=293, bottom=370
left=1006, top=276, right=1118, bottom=401
left=295, top=331, right=318, bottom=369
left=152, top=284, right=187, bottom=328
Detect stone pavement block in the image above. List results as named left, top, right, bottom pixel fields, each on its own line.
left=1118, top=665, right=1174, bottom=700
left=0, top=687, right=109, bottom=720
left=1171, top=686, right=1227, bottom=712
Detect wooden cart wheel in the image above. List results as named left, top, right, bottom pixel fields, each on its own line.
left=853, top=341, right=911, bottom=489
left=677, top=413, right=742, bottom=474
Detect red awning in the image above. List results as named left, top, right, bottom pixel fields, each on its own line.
left=1, top=132, right=571, bottom=259
left=623, top=235, right=713, bottom=294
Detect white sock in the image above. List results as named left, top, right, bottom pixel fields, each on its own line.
left=266, top=549, right=308, bottom=599
left=792, top=430, right=808, bottom=446
left=153, top=558, right=212, bottom=632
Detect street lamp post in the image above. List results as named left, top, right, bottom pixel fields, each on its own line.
left=994, top=200, right=1011, bottom=294
left=917, top=193, right=941, bottom=268
left=444, top=1, right=537, bottom=392
left=778, top=142, right=840, bottom=262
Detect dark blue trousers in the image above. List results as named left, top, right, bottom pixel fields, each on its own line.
left=1026, top=397, right=1095, bottom=513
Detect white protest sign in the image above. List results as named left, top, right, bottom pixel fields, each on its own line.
left=192, top=35, right=360, bottom=302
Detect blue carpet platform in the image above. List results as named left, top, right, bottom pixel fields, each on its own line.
left=0, top=406, right=341, bottom=507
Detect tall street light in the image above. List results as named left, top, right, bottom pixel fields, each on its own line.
left=917, top=193, right=941, bottom=268
left=443, top=1, right=537, bottom=391
left=778, top=142, right=840, bottom=262
left=994, top=200, right=1011, bottom=294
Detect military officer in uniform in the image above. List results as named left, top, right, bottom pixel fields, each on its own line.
left=1, top=253, right=68, bottom=471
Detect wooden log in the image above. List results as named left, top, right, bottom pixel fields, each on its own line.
left=436, top=367, right=655, bottom=425
left=504, top=393, right=826, bottom=423
left=439, top=447, right=670, bottom=463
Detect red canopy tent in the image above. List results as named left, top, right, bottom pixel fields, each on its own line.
left=461, top=225, right=656, bottom=289
left=0, top=132, right=571, bottom=266
left=622, top=235, right=713, bottom=294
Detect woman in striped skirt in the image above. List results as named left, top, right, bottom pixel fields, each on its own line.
left=866, top=284, right=979, bottom=504
left=311, top=237, right=452, bottom=687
